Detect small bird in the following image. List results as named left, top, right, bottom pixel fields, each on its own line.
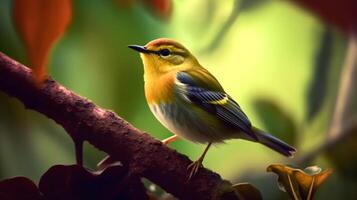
left=128, top=38, right=296, bottom=179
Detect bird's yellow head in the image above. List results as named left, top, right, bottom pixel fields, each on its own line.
left=129, top=38, right=199, bottom=76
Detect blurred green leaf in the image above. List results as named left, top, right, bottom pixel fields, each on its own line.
left=326, top=122, right=357, bottom=180
left=306, top=28, right=333, bottom=121
left=204, top=0, right=268, bottom=52
left=0, top=93, right=45, bottom=180
left=253, top=98, right=297, bottom=145
left=114, top=0, right=172, bottom=21
left=217, top=181, right=260, bottom=200
left=233, top=183, right=263, bottom=200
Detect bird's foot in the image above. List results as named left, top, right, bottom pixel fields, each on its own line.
left=161, top=135, right=179, bottom=145
left=187, top=157, right=203, bottom=180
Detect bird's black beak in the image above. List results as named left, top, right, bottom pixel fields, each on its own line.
left=128, top=45, right=149, bottom=53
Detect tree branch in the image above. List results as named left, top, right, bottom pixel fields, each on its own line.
left=0, top=52, right=237, bottom=200
left=296, top=33, right=357, bottom=165
left=328, top=33, right=357, bottom=140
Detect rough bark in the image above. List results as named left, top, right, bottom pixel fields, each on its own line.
left=0, top=52, right=237, bottom=200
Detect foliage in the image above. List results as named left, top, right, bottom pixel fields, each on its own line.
left=0, top=0, right=356, bottom=199
left=13, top=0, right=71, bottom=83
left=0, top=163, right=147, bottom=200
left=267, top=164, right=332, bottom=200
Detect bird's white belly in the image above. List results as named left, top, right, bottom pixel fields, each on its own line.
left=149, top=103, right=230, bottom=143
left=150, top=105, right=178, bottom=134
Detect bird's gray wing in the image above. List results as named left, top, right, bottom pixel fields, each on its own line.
left=176, top=72, right=257, bottom=140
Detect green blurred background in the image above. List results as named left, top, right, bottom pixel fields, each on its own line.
left=1, top=0, right=356, bottom=199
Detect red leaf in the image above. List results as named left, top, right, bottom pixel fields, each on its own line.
left=146, top=0, right=172, bottom=21
left=39, top=164, right=148, bottom=200
left=0, top=177, right=44, bottom=200
left=0, top=164, right=148, bottom=200
left=295, top=0, right=357, bottom=33
left=13, top=0, right=72, bottom=84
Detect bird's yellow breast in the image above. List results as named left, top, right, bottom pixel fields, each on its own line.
left=144, top=72, right=176, bottom=104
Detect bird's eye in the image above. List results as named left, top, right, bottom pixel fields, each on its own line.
left=159, top=49, right=171, bottom=57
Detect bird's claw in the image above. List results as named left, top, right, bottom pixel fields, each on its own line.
left=186, top=159, right=203, bottom=180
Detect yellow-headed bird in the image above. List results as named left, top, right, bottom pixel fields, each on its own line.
left=129, top=38, right=296, bottom=179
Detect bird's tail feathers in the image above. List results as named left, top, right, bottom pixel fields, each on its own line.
left=253, top=127, right=296, bottom=158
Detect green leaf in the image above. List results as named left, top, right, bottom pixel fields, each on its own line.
left=233, top=183, right=263, bottom=200
left=306, top=28, right=333, bottom=121
left=254, top=98, right=297, bottom=145
left=326, top=123, right=357, bottom=180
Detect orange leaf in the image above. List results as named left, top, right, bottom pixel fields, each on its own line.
left=13, top=0, right=72, bottom=84
left=267, top=164, right=333, bottom=200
